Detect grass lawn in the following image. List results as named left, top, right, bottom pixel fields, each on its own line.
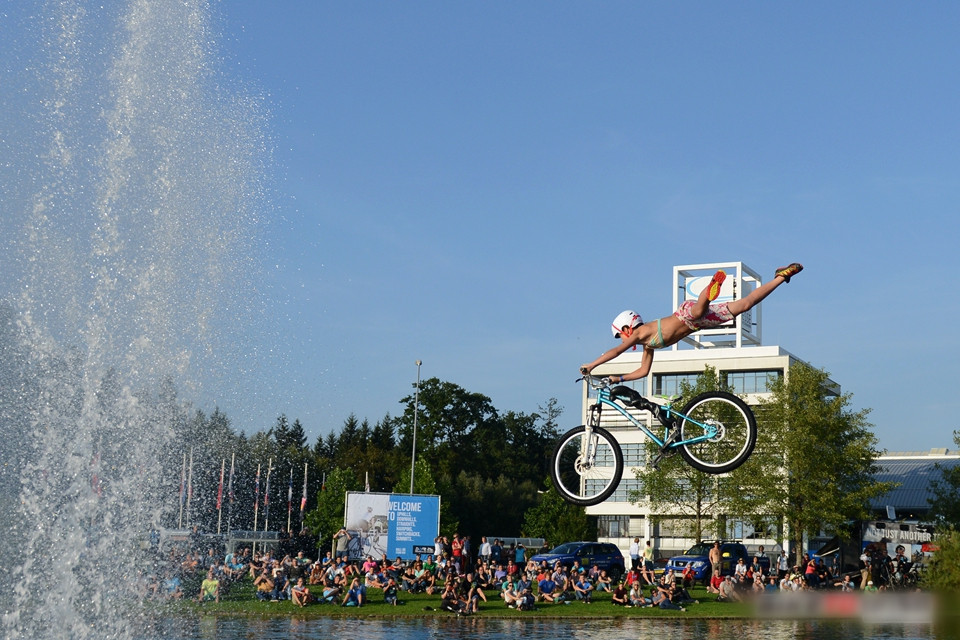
left=172, top=577, right=753, bottom=619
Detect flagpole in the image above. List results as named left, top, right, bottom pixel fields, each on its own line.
left=216, top=458, right=225, bottom=535
left=227, top=452, right=235, bottom=534
left=186, top=446, right=194, bottom=527
left=287, top=467, right=293, bottom=534
left=299, top=462, right=308, bottom=528
left=178, top=452, right=186, bottom=529
left=263, top=457, right=273, bottom=534
left=253, top=463, right=261, bottom=554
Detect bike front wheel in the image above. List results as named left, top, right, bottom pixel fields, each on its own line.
left=677, top=391, right=757, bottom=474
left=551, top=425, right=624, bottom=506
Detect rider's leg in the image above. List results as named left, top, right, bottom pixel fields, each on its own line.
left=725, top=265, right=800, bottom=316
left=688, top=270, right=727, bottom=319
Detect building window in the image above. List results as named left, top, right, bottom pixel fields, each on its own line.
left=723, top=369, right=782, bottom=394
left=622, top=443, right=646, bottom=468
left=597, top=515, right=630, bottom=538
left=654, top=373, right=699, bottom=396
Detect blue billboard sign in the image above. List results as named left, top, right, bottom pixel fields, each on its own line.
left=344, top=492, right=440, bottom=560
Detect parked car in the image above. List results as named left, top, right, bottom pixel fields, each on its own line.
left=665, top=540, right=769, bottom=583
left=529, top=541, right=626, bottom=581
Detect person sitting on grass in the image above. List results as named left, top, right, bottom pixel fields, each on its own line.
left=319, top=583, right=342, bottom=604
left=383, top=577, right=400, bottom=606
left=291, top=577, right=313, bottom=608
left=628, top=581, right=651, bottom=607
left=573, top=573, right=594, bottom=603
left=611, top=581, right=631, bottom=607
left=537, top=574, right=558, bottom=603
left=341, top=577, right=365, bottom=607
left=517, top=586, right=536, bottom=611
left=707, top=571, right=723, bottom=596
left=581, top=263, right=803, bottom=384
left=198, top=569, right=219, bottom=604
left=253, top=569, right=274, bottom=602
left=501, top=578, right=520, bottom=607
left=651, top=583, right=686, bottom=611
left=440, top=582, right=468, bottom=614
left=717, top=576, right=742, bottom=602
left=595, top=569, right=613, bottom=592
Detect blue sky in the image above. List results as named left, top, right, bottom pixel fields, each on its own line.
left=5, top=1, right=958, bottom=454
left=205, top=1, right=960, bottom=453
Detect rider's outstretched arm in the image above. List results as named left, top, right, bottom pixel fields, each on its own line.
left=581, top=346, right=655, bottom=384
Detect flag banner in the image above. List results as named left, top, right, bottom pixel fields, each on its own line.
left=300, top=463, right=308, bottom=515
left=287, top=468, right=293, bottom=515
left=216, top=459, right=225, bottom=511
left=227, top=454, right=235, bottom=505
left=344, top=492, right=440, bottom=561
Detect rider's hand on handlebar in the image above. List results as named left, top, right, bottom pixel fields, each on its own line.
left=579, top=366, right=590, bottom=375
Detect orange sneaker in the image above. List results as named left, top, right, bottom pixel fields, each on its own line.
left=706, top=270, right=726, bottom=301
left=775, top=263, right=803, bottom=283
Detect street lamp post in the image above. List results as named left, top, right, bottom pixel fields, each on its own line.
left=410, top=360, right=422, bottom=495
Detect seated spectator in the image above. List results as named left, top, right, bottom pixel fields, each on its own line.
left=611, top=581, right=630, bottom=606
left=629, top=581, right=650, bottom=607
left=537, top=575, right=558, bottom=603
left=707, top=572, right=723, bottom=595
left=595, top=569, right=613, bottom=592
left=291, top=577, right=313, bottom=608
left=319, top=584, right=342, bottom=604
left=804, top=558, right=820, bottom=589
left=198, top=569, right=219, bottom=603
left=734, top=558, right=748, bottom=581
left=254, top=569, right=274, bottom=601
left=681, top=565, right=696, bottom=589
left=717, top=576, right=742, bottom=602
left=308, top=561, right=325, bottom=585
left=440, top=582, right=467, bottom=614
left=162, top=572, right=183, bottom=600
left=573, top=574, right=594, bottom=603
left=270, top=571, right=289, bottom=601
left=341, top=577, right=365, bottom=607
left=834, top=574, right=856, bottom=592
left=652, top=583, right=685, bottom=611
left=516, top=586, right=536, bottom=611
left=501, top=578, right=520, bottom=607
left=587, top=563, right=600, bottom=581
left=383, top=578, right=400, bottom=605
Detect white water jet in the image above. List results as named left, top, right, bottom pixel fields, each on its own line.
left=0, top=1, right=267, bottom=637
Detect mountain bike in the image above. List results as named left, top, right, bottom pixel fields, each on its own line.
left=551, top=375, right=757, bottom=506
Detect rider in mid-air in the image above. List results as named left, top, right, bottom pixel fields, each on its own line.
left=580, top=263, right=803, bottom=384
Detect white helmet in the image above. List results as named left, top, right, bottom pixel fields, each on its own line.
left=611, top=310, right=643, bottom=338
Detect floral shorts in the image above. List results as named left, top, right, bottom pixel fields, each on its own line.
left=674, top=300, right=734, bottom=330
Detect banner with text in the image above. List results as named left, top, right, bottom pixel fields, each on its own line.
left=344, top=492, right=440, bottom=560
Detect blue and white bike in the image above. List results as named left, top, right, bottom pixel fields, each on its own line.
left=551, top=375, right=757, bottom=506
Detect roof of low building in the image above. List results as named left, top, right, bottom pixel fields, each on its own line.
left=870, top=450, right=960, bottom=513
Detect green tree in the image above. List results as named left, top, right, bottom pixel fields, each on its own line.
left=928, top=431, right=960, bottom=527
left=522, top=478, right=593, bottom=546
left=755, top=363, right=895, bottom=555
left=305, top=466, right=359, bottom=544
left=923, top=527, right=960, bottom=593
left=631, top=366, right=741, bottom=540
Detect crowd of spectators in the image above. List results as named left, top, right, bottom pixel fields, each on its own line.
left=148, top=530, right=923, bottom=612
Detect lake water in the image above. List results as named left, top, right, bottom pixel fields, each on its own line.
left=138, top=617, right=940, bottom=640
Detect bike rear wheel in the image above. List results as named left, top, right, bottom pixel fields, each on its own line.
left=677, top=391, right=757, bottom=474
left=551, top=425, right=623, bottom=506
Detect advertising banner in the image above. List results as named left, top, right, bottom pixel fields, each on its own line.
left=344, top=492, right=440, bottom=560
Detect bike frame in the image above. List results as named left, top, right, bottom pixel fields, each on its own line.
left=585, top=384, right=720, bottom=452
